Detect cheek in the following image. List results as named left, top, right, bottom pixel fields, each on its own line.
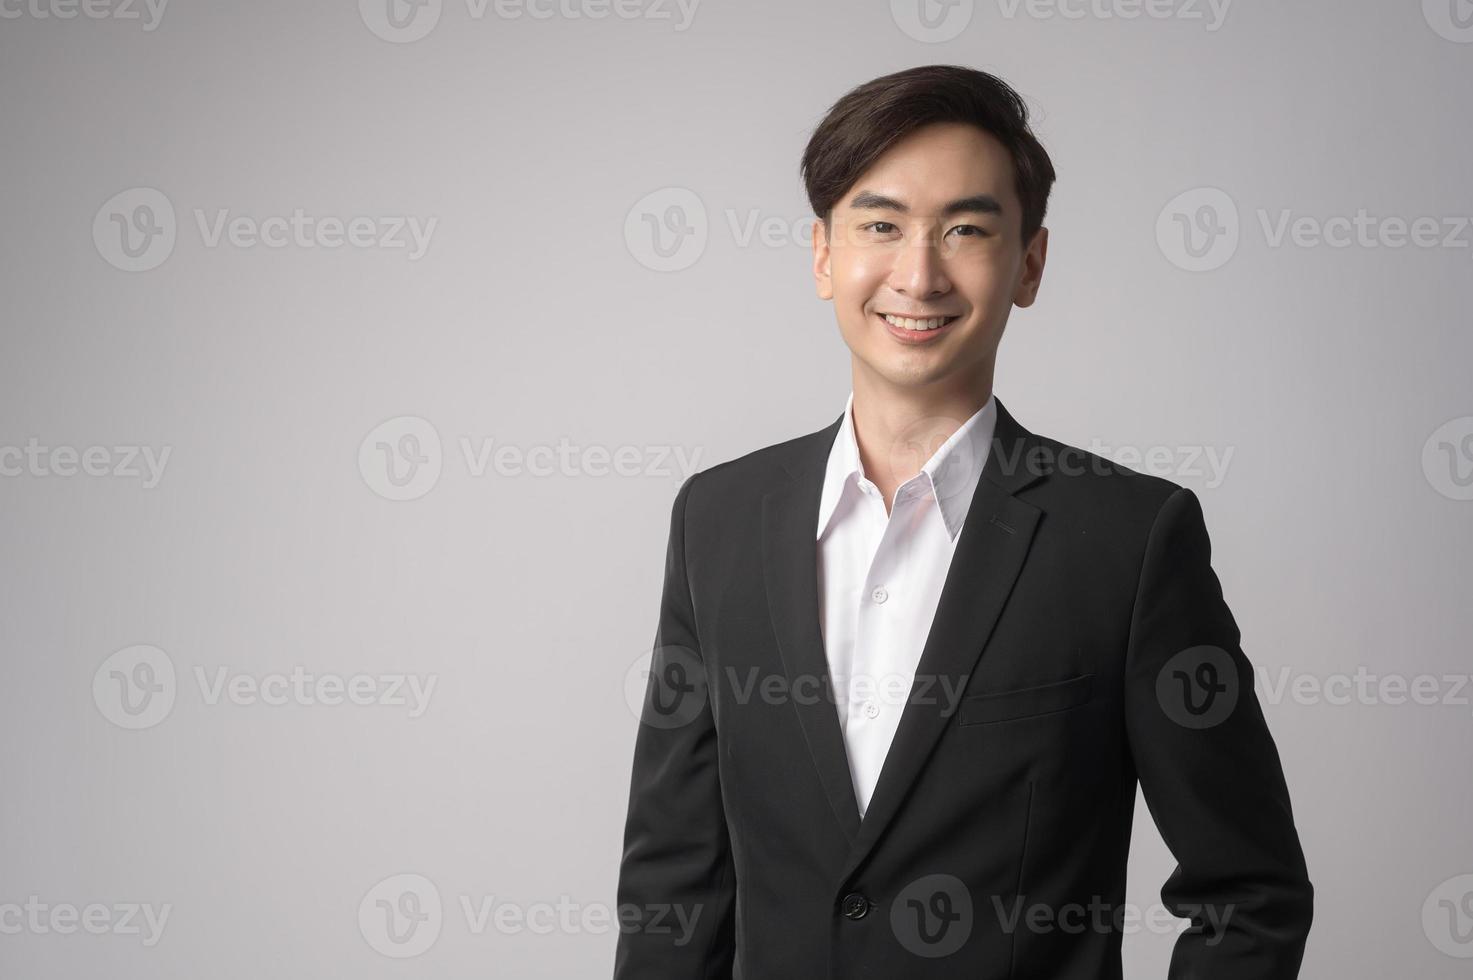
left=956, top=262, right=1015, bottom=308
left=832, top=250, right=889, bottom=299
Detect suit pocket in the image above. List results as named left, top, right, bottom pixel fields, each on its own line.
left=956, top=673, right=1095, bottom=726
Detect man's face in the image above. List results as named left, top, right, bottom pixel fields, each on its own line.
left=812, top=121, right=1047, bottom=393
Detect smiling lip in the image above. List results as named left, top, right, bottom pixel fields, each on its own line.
left=878, top=313, right=959, bottom=320
left=877, top=311, right=960, bottom=345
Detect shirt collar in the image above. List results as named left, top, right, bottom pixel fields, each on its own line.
left=816, top=390, right=997, bottom=542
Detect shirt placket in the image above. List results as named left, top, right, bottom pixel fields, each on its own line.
left=849, top=479, right=928, bottom=808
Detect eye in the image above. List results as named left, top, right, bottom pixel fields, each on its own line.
left=862, top=221, right=899, bottom=235
left=949, top=224, right=988, bottom=238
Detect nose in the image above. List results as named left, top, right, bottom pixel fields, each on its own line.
left=887, top=228, right=952, bottom=299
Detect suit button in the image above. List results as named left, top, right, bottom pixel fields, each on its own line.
left=839, top=892, right=870, bottom=920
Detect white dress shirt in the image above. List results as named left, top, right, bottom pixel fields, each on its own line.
left=816, top=390, right=997, bottom=817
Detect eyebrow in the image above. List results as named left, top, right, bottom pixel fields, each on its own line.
left=846, top=190, right=1004, bottom=219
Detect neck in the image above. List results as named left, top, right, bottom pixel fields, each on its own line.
left=847, top=366, right=994, bottom=506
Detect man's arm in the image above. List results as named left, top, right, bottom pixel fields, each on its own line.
left=613, top=471, right=736, bottom=979
left=1124, top=486, right=1314, bottom=978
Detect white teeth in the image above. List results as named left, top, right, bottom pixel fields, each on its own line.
left=882, top=313, right=953, bottom=331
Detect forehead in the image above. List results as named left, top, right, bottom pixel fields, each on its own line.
left=838, top=121, right=1017, bottom=211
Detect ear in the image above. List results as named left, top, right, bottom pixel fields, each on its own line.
left=1013, top=225, right=1048, bottom=308
left=812, top=216, right=833, bottom=301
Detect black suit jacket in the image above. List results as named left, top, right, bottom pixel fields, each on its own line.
left=613, top=397, right=1312, bottom=979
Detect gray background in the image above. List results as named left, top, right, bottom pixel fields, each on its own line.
left=2, top=0, right=1471, bottom=976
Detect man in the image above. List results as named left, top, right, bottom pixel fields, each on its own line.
left=613, top=64, right=1312, bottom=979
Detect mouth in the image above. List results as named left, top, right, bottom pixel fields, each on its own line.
left=876, top=311, right=962, bottom=344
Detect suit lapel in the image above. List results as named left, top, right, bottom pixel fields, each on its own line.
left=762, top=411, right=863, bottom=842
left=760, top=396, right=1051, bottom=867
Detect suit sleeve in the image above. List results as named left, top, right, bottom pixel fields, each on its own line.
left=1123, top=486, right=1313, bottom=979
left=613, top=471, right=737, bottom=979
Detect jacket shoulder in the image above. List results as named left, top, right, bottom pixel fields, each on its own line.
left=1023, top=430, right=1185, bottom=520
left=681, top=419, right=834, bottom=501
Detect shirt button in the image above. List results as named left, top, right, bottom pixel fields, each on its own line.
left=862, top=700, right=880, bottom=719
left=871, top=586, right=888, bottom=604
left=839, top=892, right=871, bottom=920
